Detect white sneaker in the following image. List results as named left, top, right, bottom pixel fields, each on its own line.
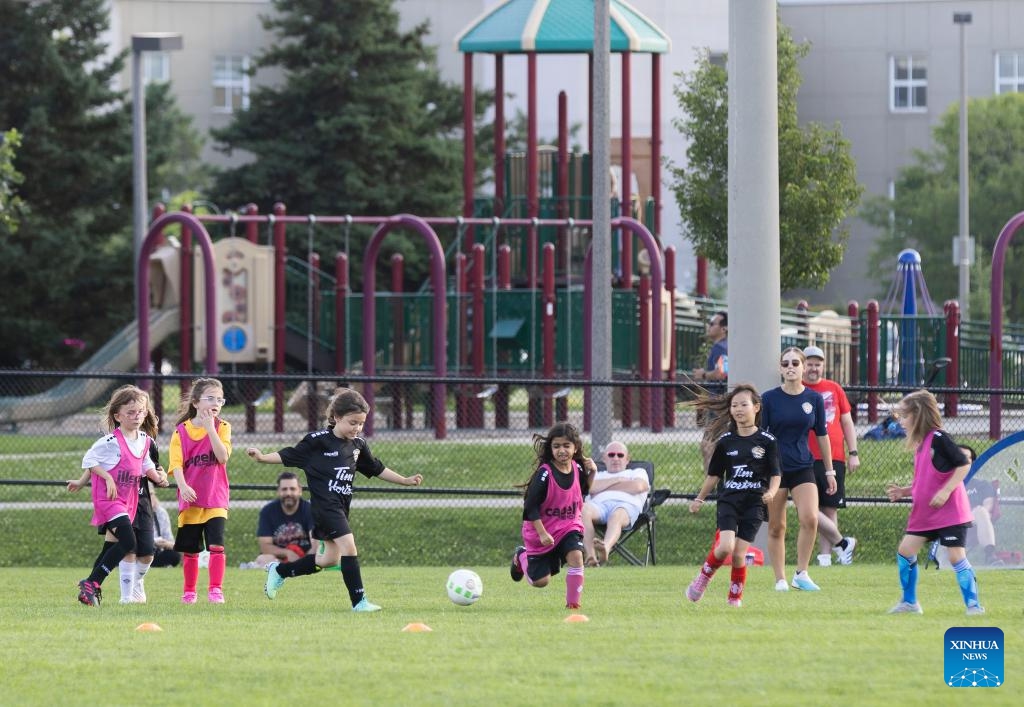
left=817, top=553, right=832, bottom=567
left=835, top=537, right=857, bottom=565
left=888, top=601, right=923, bottom=614
left=774, top=579, right=790, bottom=592
left=966, top=604, right=986, bottom=616
left=791, top=572, right=821, bottom=591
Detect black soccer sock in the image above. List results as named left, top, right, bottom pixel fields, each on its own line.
left=88, top=518, right=136, bottom=585
left=340, top=555, right=365, bottom=606
left=92, top=541, right=116, bottom=571
left=834, top=538, right=849, bottom=551
left=278, top=553, right=319, bottom=578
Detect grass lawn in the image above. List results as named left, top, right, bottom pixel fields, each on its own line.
left=2, top=565, right=1019, bottom=705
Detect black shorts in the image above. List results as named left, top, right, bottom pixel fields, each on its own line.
left=525, top=531, right=584, bottom=583
left=173, top=516, right=226, bottom=553
left=814, top=460, right=847, bottom=509
left=312, top=505, right=352, bottom=541
left=908, top=523, right=972, bottom=548
left=716, top=496, right=767, bottom=543
left=780, top=466, right=816, bottom=490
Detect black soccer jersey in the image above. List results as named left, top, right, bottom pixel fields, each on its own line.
left=708, top=429, right=781, bottom=501
left=277, top=431, right=385, bottom=517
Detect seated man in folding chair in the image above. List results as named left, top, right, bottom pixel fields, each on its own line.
left=581, top=442, right=650, bottom=567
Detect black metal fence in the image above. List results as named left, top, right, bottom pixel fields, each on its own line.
left=2, top=369, right=1021, bottom=568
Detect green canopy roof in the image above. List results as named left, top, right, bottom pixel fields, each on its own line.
left=455, top=0, right=671, bottom=54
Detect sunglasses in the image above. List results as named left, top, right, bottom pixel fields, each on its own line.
left=606, top=452, right=626, bottom=458
left=780, top=360, right=802, bottom=368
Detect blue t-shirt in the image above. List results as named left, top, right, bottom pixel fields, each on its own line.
left=256, top=498, right=315, bottom=554
left=760, top=386, right=827, bottom=472
left=706, top=339, right=728, bottom=373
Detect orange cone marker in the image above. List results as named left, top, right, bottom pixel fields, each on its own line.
left=135, top=623, right=163, bottom=632
left=564, top=614, right=589, bottom=623
left=401, top=622, right=433, bottom=632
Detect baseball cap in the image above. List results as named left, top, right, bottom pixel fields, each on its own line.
left=803, top=345, right=825, bottom=360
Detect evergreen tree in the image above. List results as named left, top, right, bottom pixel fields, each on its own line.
left=211, top=0, right=490, bottom=288
left=0, top=0, right=208, bottom=367
left=669, top=22, right=862, bottom=293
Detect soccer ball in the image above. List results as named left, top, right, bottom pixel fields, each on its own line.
left=446, top=569, right=483, bottom=606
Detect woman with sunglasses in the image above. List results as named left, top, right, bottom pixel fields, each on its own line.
left=168, top=377, right=232, bottom=604
left=761, top=347, right=835, bottom=592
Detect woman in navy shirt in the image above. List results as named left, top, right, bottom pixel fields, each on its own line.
left=761, top=347, right=836, bottom=592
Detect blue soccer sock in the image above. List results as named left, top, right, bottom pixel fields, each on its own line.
left=952, top=558, right=979, bottom=607
left=897, top=553, right=918, bottom=604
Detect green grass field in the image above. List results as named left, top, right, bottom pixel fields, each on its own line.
left=2, top=565, right=1019, bottom=705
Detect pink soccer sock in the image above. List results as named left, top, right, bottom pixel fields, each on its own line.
left=519, top=551, right=533, bottom=586
left=208, top=545, right=225, bottom=591
left=729, top=565, right=747, bottom=602
left=566, top=567, right=584, bottom=606
left=182, top=553, right=199, bottom=594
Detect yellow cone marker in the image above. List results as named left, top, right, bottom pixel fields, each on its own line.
left=135, top=622, right=163, bottom=632
left=401, top=622, right=433, bottom=632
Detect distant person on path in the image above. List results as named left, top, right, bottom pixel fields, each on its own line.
left=580, top=441, right=649, bottom=567
left=761, top=347, right=835, bottom=592
left=686, top=384, right=781, bottom=607
left=802, top=345, right=859, bottom=567
left=247, top=387, right=423, bottom=612
left=691, top=311, right=728, bottom=382
left=168, top=377, right=232, bottom=605
left=509, top=422, right=597, bottom=609
left=885, top=390, right=982, bottom=615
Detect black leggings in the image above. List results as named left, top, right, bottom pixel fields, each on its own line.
left=88, top=515, right=136, bottom=584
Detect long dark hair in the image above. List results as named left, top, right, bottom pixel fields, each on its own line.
left=518, top=421, right=586, bottom=495
left=691, top=383, right=762, bottom=441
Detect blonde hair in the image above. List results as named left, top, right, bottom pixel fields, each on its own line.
left=174, top=377, right=224, bottom=426
left=896, top=389, right=942, bottom=448
left=102, top=385, right=158, bottom=437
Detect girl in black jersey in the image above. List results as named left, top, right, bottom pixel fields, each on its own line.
left=246, top=388, right=422, bottom=612
left=686, top=384, right=781, bottom=607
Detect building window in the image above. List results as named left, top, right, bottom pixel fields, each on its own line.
left=213, top=55, right=250, bottom=112
left=890, top=55, right=927, bottom=112
left=143, top=52, right=170, bottom=85
left=996, top=52, right=1024, bottom=94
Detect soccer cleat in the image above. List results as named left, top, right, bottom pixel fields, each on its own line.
left=132, top=579, right=147, bottom=604
left=774, top=579, right=790, bottom=592
left=686, top=572, right=711, bottom=603
left=352, top=597, right=382, bottom=612
left=835, top=537, right=857, bottom=565
left=888, top=601, right=923, bottom=614
left=727, top=598, right=742, bottom=607
left=791, top=572, right=821, bottom=591
left=965, top=604, right=986, bottom=616
left=181, top=591, right=197, bottom=605
left=265, top=561, right=285, bottom=600
left=510, top=546, right=525, bottom=582
left=566, top=602, right=581, bottom=610
left=77, top=579, right=101, bottom=607
left=208, top=588, right=225, bottom=604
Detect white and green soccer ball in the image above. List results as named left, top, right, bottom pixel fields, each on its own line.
left=446, top=568, right=482, bottom=606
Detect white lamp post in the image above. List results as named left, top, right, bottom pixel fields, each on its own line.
left=953, top=12, right=971, bottom=319
left=132, top=32, right=182, bottom=318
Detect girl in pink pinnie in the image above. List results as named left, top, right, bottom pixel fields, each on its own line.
left=168, top=378, right=232, bottom=604
left=509, top=422, right=596, bottom=609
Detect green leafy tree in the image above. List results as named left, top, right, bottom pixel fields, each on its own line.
left=211, top=0, right=492, bottom=289
left=863, top=92, right=1024, bottom=322
left=669, top=24, right=862, bottom=291
left=0, top=0, right=209, bottom=368
left=0, top=129, right=26, bottom=237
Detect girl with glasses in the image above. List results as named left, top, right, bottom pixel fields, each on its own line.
left=168, top=377, right=232, bottom=604
left=761, top=347, right=835, bottom=592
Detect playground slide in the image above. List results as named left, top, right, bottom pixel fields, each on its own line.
left=0, top=307, right=180, bottom=425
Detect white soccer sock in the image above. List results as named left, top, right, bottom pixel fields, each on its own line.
left=119, top=560, right=136, bottom=601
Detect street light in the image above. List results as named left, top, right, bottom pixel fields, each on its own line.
left=953, top=12, right=971, bottom=319
left=132, top=32, right=183, bottom=319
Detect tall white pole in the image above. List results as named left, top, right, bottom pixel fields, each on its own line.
left=132, top=48, right=147, bottom=323
left=728, top=2, right=780, bottom=393
left=956, top=13, right=971, bottom=320
left=591, top=0, right=613, bottom=449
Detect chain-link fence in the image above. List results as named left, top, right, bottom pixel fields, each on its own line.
left=2, top=370, right=1021, bottom=568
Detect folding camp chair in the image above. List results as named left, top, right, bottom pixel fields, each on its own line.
left=592, top=460, right=671, bottom=566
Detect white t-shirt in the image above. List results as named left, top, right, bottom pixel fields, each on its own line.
left=81, top=432, right=156, bottom=473
left=587, top=467, right=648, bottom=515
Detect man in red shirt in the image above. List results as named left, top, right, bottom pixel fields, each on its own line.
left=803, top=346, right=859, bottom=565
